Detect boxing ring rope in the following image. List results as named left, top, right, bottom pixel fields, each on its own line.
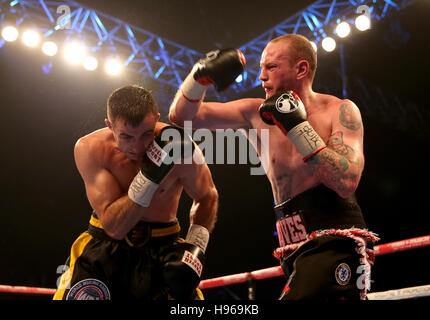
left=1, top=235, right=429, bottom=299
left=0, top=285, right=55, bottom=295
left=199, top=234, right=430, bottom=290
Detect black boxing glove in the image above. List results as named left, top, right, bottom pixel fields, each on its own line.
left=194, top=48, right=246, bottom=91
left=162, top=242, right=205, bottom=299
left=162, top=224, right=209, bottom=299
left=259, top=90, right=326, bottom=161
left=128, top=126, right=194, bottom=207
left=180, top=48, right=246, bottom=101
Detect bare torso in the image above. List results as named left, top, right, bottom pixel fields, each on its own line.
left=82, top=123, right=184, bottom=223
left=244, top=93, right=339, bottom=204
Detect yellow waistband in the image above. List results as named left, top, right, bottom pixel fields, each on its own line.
left=89, top=215, right=181, bottom=237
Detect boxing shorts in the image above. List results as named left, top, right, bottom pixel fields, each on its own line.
left=273, top=184, right=379, bottom=300
left=53, top=212, right=204, bottom=300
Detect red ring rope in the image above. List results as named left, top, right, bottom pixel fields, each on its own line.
left=199, top=234, right=430, bottom=289
left=0, top=285, right=56, bottom=295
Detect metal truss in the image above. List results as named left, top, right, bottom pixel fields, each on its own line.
left=0, top=0, right=206, bottom=93
left=0, top=0, right=417, bottom=110
left=236, top=0, right=417, bottom=95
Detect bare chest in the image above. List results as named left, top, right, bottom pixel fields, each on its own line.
left=249, top=112, right=333, bottom=201
left=105, top=149, right=181, bottom=199
left=106, top=150, right=141, bottom=192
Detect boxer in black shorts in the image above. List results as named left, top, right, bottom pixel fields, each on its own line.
left=169, top=34, right=378, bottom=300
left=274, top=185, right=378, bottom=300
left=55, top=213, right=204, bottom=300
left=54, top=85, right=218, bottom=300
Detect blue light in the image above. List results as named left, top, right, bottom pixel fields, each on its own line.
left=42, top=62, right=53, bottom=74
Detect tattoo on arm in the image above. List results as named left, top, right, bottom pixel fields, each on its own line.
left=307, top=148, right=347, bottom=173
left=339, top=157, right=349, bottom=172
left=339, top=103, right=361, bottom=131
left=326, top=131, right=358, bottom=165
left=307, top=148, right=358, bottom=193
left=306, top=130, right=360, bottom=192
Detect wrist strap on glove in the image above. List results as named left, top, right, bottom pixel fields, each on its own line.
left=185, top=224, right=210, bottom=253
left=180, top=67, right=208, bottom=102
left=287, top=121, right=327, bottom=161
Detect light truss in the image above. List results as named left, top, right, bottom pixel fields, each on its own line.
left=0, top=0, right=417, bottom=109
left=0, top=0, right=209, bottom=93
left=235, top=0, right=417, bottom=95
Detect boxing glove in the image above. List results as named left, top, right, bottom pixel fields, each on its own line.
left=259, top=90, right=326, bottom=161
left=128, top=126, right=194, bottom=207
left=181, top=48, right=246, bottom=101
left=162, top=224, right=209, bottom=299
left=162, top=242, right=205, bottom=299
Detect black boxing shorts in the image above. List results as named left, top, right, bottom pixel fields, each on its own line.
left=53, top=213, right=204, bottom=300
left=273, top=184, right=379, bottom=300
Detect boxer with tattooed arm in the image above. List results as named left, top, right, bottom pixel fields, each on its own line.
left=169, top=35, right=378, bottom=300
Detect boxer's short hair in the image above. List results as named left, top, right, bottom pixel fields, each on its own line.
left=270, top=34, right=317, bottom=82
left=107, top=85, right=158, bottom=127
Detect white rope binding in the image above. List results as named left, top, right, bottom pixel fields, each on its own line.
left=367, top=284, right=430, bottom=300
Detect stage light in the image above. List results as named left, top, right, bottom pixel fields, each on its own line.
left=310, top=41, right=317, bottom=52
left=1, top=26, right=19, bottom=42
left=83, top=56, right=98, bottom=71
left=321, top=36, right=336, bottom=52
left=355, top=14, right=371, bottom=31
left=105, top=58, right=122, bottom=75
left=336, top=21, right=351, bottom=38
left=235, top=74, right=243, bottom=83
left=64, top=41, right=86, bottom=64
left=22, top=30, right=40, bottom=47
left=42, top=41, right=58, bottom=56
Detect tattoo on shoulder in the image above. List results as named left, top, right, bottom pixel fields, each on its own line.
left=339, top=103, right=361, bottom=131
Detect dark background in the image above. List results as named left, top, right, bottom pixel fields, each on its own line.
left=0, top=0, right=429, bottom=300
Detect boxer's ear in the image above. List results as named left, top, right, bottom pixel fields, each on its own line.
left=295, top=60, right=310, bottom=80
left=105, top=118, right=112, bottom=130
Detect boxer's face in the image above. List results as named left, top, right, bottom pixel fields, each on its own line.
left=259, top=41, right=297, bottom=99
left=107, top=112, right=160, bottom=161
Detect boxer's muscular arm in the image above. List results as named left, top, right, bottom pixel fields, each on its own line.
left=74, top=139, right=144, bottom=239
left=178, top=149, right=218, bottom=233
left=307, top=101, right=364, bottom=198
left=160, top=149, right=217, bottom=298
left=169, top=92, right=258, bottom=130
